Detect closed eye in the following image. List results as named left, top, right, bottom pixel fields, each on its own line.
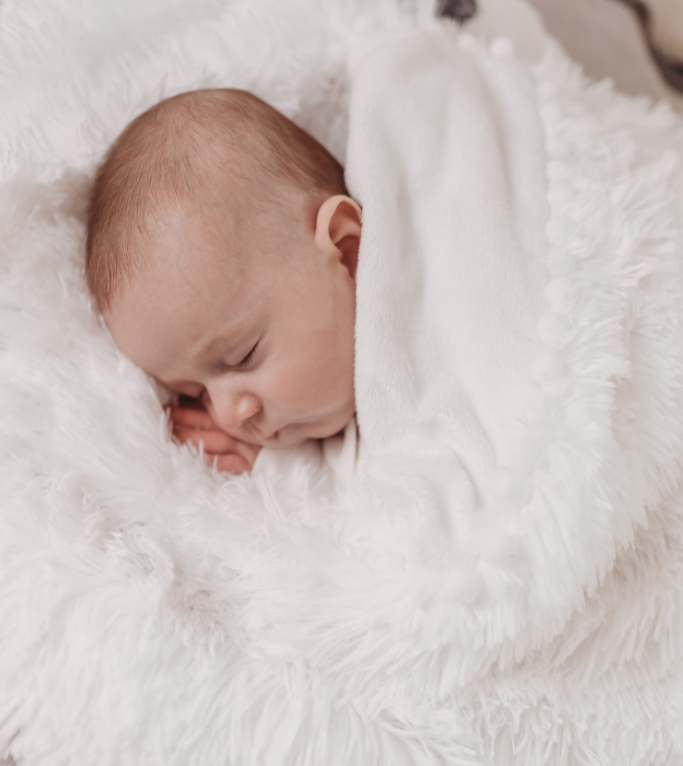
left=231, top=341, right=259, bottom=370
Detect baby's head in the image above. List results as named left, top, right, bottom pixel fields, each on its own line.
left=87, top=89, right=361, bottom=448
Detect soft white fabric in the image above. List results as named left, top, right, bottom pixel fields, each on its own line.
left=347, top=8, right=683, bottom=677
left=254, top=417, right=360, bottom=491
left=321, top=416, right=362, bottom=491
left=2, top=0, right=683, bottom=764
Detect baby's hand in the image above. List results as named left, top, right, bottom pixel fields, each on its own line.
left=169, top=402, right=260, bottom=474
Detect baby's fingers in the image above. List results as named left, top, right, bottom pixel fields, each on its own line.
left=173, top=427, right=260, bottom=472
left=169, top=406, right=216, bottom=430
left=212, top=453, right=252, bottom=475
left=174, top=427, right=237, bottom=454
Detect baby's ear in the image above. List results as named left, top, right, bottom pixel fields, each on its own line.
left=314, top=195, right=362, bottom=278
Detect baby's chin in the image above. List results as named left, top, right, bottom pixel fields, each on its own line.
left=260, top=414, right=354, bottom=449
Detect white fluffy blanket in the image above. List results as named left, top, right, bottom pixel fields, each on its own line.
left=2, top=0, right=683, bottom=763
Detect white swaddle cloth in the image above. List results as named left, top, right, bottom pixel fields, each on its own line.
left=342, top=16, right=683, bottom=665
left=350, top=26, right=548, bottom=510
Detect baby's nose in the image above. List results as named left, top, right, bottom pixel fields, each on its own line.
left=210, top=391, right=261, bottom=431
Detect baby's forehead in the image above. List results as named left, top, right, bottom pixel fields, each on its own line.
left=112, top=215, right=275, bottom=335
left=134, top=198, right=263, bottom=289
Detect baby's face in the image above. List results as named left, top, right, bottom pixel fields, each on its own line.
left=105, top=195, right=360, bottom=448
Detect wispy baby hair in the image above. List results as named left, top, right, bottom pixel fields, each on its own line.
left=86, top=88, right=348, bottom=310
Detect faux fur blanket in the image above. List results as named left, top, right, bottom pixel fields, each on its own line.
left=2, top=0, right=683, bottom=764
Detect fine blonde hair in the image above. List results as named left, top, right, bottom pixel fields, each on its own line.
left=86, top=88, right=348, bottom=309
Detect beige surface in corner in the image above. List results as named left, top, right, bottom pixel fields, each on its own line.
left=526, top=0, right=683, bottom=107
left=647, top=0, right=683, bottom=58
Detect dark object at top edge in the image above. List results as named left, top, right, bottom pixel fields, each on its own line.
left=437, top=0, right=477, bottom=23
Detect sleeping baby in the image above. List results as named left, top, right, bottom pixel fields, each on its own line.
left=86, top=89, right=363, bottom=476
left=83, top=1, right=556, bottom=486
left=87, top=11, right=683, bottom=553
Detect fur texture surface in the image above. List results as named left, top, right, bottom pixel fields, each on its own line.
left=1, top=0, right=683, bottom=764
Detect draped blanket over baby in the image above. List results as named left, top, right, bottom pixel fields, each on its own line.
left=342, top=21, right=683, bottom=675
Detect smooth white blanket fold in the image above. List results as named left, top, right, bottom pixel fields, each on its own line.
left=350, top=24, right=548, bottom=531
left=344, top=20, right=683, bottom=666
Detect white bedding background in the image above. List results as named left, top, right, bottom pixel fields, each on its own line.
left=1, top=0, right=683, bottom=764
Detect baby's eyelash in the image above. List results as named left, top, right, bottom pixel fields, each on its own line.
left=233, top=342, right=259, bottom=370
